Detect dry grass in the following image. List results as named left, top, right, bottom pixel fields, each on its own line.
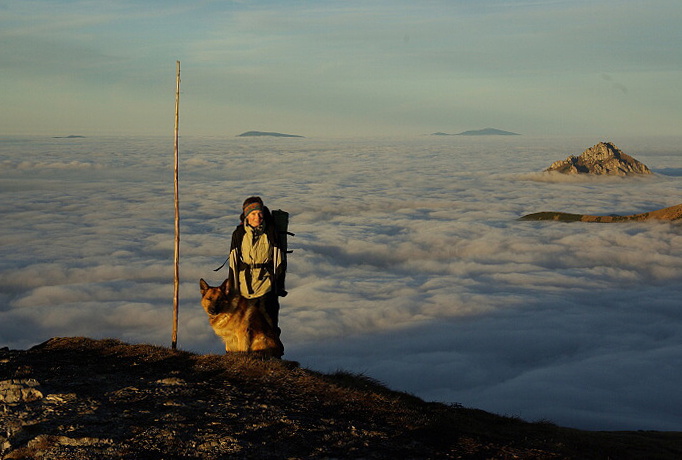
left=1, top=337, right=681, bottom=459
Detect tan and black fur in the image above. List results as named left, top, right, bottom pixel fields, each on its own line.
left=199, top=278, right=284, bottom=358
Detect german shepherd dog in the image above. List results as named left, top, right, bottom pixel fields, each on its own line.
left=199, top=278, right=284, bottom=358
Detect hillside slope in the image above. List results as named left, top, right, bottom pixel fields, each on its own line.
left=2, top=337, right=681, bottom=459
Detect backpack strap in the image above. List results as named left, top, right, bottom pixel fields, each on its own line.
left=213, top=256, right=229, bottom=272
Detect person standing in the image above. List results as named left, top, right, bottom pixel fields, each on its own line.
left=227, top=196, right=286, bottom=336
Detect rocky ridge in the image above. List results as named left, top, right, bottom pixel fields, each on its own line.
left=2, top=337, right=682, bottom=459
left=545, top=142, right=652, bottom=175
left=521, top=203, right=682, bottom=222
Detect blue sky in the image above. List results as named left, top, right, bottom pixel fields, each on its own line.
left=2, top=0, right=681, bottom=137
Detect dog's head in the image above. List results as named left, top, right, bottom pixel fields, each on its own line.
left=199, top=278, right=231, bottom=315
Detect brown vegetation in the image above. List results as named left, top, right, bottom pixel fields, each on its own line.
left=521, top=203, right=682, bottom=223
left=1, top=337, right=681, bottom=459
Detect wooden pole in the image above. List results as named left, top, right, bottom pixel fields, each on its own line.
left=172, top=61, right=181, bottom=350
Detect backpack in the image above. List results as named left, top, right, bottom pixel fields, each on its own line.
left=270, top=209, right=294, bottom=262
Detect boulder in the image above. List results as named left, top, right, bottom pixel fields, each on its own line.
left=545, top=142, right=651, bottom=176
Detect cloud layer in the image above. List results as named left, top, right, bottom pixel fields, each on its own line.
left=1, top=134, right=681, bottom=431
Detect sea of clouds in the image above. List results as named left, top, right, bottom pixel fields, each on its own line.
left=1, top=134, right=681, bottom=431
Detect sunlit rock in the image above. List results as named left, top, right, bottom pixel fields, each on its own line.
left=545, top=142, right=651, bottom=175
left=520, top=203, right=682, bottom=222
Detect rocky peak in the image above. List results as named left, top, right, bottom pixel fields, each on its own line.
left=546, top=142, right=652, bottom=176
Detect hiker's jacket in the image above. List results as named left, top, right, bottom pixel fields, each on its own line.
left=228, top=208, right=285, bottom=299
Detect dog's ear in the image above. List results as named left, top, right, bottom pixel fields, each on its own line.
left=199, top=278, right=209, bottom=294
left=220, top=278, right=230, bottom=294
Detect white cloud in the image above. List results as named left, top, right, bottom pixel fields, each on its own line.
left=1, top=134, right=681, bottom=431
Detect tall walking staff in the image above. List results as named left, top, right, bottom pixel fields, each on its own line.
left=172, top=61, right=181, bottom=350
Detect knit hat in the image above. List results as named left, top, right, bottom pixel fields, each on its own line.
left=242, top=196, right=264, bottom=218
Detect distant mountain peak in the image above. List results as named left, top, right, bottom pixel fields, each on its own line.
left=237, top=131, right=304, bottom=138
left=545, top=141, right=652, bottom=176
left=431, top=128, right=520, bottom=136
left=456, top=128, right=520, bottom=136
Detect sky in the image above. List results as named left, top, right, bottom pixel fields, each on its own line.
left=1, top=0, right=682, bottom=138
left=1, top=135, right=681, bottom=432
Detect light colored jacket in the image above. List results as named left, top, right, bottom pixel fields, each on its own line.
left=227, top=208, right=285, bottom=299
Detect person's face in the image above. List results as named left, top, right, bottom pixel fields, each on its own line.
left=246, top=210, right=263, bottom=227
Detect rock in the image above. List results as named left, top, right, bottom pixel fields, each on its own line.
left=545, top=142, right=652, bottom=175
left=0, top=379, right=43, bottom=403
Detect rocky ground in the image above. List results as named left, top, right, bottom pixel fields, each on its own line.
left=2, top=337, right=681, bottom=459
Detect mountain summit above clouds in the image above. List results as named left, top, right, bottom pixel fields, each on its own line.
left=2, top=337, right=682, bottom=459
left=545, top=141, right=652, bottom=175
left=521, top=202, right=682, bottom=222
left=237, top=131, right=304, bottom=138
left=432, top=128, right=520, bottom=136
